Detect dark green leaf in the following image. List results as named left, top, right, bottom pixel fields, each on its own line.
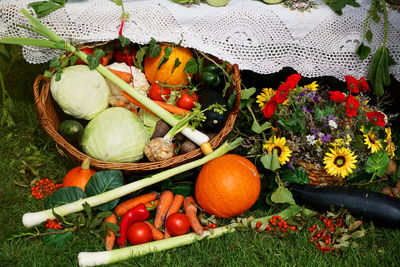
left=118, top=35, right=131, bottom=47
left=85, top=170, right=124, bottom=211
left=251, top=120, right=271, bottom=134
left=183, top=58, right=198, bottom=74
left=95, top=211, right=113, bottom=220
left=148, top=38, right=161, bottom=58
left=157, top=55, right=168, bottom=70
left=43, top=230, right=73, bottom=247
left=365, top=150, right=390, bottom=177
left=0, top=44, right=11, bottom=60
left=70, top=55, right=78, bottom=66
left=105, top=222, right=120, bottom=233
left=49, top=57, right=60, bottom=68
left=366, top=30, right=373, bottom=43
left=83, top=202, right=92, bottom=214
left=93, top=49, right=105, bottom=59
left=134, top=46, right=148, bottom=70
left=173, top=58, right=181, bottom=73
left=281, top=168, right=310, bottom=184
left=28, top=1, right=63, bottom=18
left=227, top=89, right=236, bottom=109
left=164, top=46, right=172, bottom=59
left=323, top=0, right=360, bottom=15
left=87, top=54, right=100, bottom=70
left=355, top=43, right=371, bottom=60
left=45, top=187, right=86, bottom=209
left=260, top=151, right=280, bottom=171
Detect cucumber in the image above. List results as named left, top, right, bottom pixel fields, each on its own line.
left=58, top=120, right=84, bottom=147
left=288, top=183, right=400, bottom=228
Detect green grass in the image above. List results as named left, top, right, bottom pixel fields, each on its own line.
left=1, top=48, right=400, bottom=267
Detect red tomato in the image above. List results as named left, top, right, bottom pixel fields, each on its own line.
left=165, top=212, right=191, bottom=236
left=176, top=90, right=198, bottom=110
left=114, top=47, right=137, bottom=65
left=127, top=222, right=153, bottom=245
left=149, top=83, right=171, bottom=102
left=75, top=47, right=112, bottom=66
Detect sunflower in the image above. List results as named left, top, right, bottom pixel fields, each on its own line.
left=264, top=136, right=292, bottom=165
left=384, top=128, right=396, bottom=159
left=302, top=81, right=318, bottom=91
left=324, top=146, right=357, bottom=178
left=363, top=130, right=382, bottom=153
left=256, top=88, right=275, bottom=109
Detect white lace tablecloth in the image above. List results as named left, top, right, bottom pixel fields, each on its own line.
left=1, top=0, right=399, bottom=81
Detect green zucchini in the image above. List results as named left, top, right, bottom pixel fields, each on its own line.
left=58, top=120, right=84, bottom=147
left=288, top=183, right=400, bottom=228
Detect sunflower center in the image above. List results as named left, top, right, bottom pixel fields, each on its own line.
left=334, top=156, right=346, bottom=167
left=272, top=146, right=282, bottom=156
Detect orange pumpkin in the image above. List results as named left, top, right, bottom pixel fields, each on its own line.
left=195, top=154, right=261, bottom=218
left=62, top=158, right=96, bottom=191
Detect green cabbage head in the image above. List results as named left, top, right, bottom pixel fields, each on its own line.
left=82, top=107, right=150, bottom=163
left=50, top=65, right=110, bottom=120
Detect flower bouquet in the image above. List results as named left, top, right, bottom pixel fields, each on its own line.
left=254, top=73, right=397, bottom=185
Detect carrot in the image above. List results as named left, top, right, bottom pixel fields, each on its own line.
left=153, top=100, right=190, bottom=116
left=183, top=196, right=203, bottom=235
left=114, top=192, right=158, bottom=217
left=121, top=91, right=190, bottom=116
left=154, top=190, right=174, bottom=228
left=104, top=213, right=117, bottom=251
left=108, top=68, right=133, bottom=83
left=121, top=91, right=156, bottom=115
left=116, top=99, right=125, bottom=107
left=144, top=221, right=165, bottom=241
left=164, top=228, right=171, bottom=239
left=166, top=194, right=184, bottom=218
left=144, top=199, right=159, bottom=209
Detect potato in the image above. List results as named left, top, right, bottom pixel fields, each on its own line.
left=381, top=187, right=392, bottom=195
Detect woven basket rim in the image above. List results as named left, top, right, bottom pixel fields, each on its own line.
left=33, top=59, right=241, bottom=172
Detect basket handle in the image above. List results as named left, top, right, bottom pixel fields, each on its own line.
left=33, top=75, right=51, bottom=123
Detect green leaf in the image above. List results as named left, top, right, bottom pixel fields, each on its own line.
left=45, top=187, right=87, bottom=209
left=271, top=186, right=295, bottom=205
left=157, top=55, right=168, bottom=70
left=148, top=38, right=161, bottom=58
left=365, top=150, right=390, bottom=177
left=86, top=54, right=99, bottom=70
left=43, top=230, right=73, bottom=247
left=0, top=44, right=11, bottom=60
left=173, top=58, right=181, bottom=73
left=134, top=46, right=148, bottom=70
left=93, top=48, right=105, bottom=59
left=164, top=46, right=172, bottom=59
left=85, top=170, right=124, bottom=211
left=69, top=55, right=78, bottom=66
left=260, top=151, right=280, bottom=171
left=366, top=30, right=373, bottom=43
left=281, top=168, right=310, bottom=184
left=105, top=221, right=120, bottom=233
left=118, top=35, right=131, bottom=47
left=183, top=58, right=199, bottom=74
left=241, top=87, right=256, bottom=100
left=112, top=0, right=123, bottom=6
left=251, top=120, right=271, bottom=134
left=28, top=1, right=64, bottom=18
left=323, top=0, right=360, bottom=15
left=356, top=43, right=371, bottom=60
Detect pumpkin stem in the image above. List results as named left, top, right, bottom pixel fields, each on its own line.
left=81, top=158, right=91, bottom=170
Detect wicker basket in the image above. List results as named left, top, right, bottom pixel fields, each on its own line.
left=33, top=61, right=241, bottom=173
left=297, top=161, right=343, bottom=186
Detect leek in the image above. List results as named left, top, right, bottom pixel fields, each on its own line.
left=0, top=8, right=209, bottom=146
left=22, top=138, right=242, bottom=228
left=78, top=205, right=303, bottom=266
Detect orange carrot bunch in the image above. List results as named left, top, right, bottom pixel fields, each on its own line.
left=31, top=178, right=62, bottom=200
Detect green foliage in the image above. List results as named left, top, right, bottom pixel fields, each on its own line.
left=42, top=229, right=73, bottom=247
left=85, top=170, right=124, bottom=211
left=28, top=0, right=67, bottom=18
left=183, top=58, right=199, bottom=74
left=260, top=151, right=280, bottom=171
left=322, top=0, right=360, bottom=15
left=45, top=187, right=87, bottom=209
left=365, top=149, right=390, bottom=179
left=270, top=186, right=295, bottom=205
left=119, top=35, right=131, bottom=47
left=281, top=168, right=310, bottom=184
left=148, top=38, right=162, bottom=58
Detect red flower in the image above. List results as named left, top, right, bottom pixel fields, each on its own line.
left=263, top=96, right=277, bottom=118
left=366, top=111, right=386, bottom=127
left=345, top=95, right=359, bottom=117
left=275, top=83, right=291, bottom=104
left=359, top=77, right=370, bottom=93
left=345, top=75, right=359, bottom=94
left=285, top=73, right=302, bottom=88
left=329, top=91, right=346, bottom=103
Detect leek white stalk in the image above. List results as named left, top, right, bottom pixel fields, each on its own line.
left=0, top=9, right=209, bottom=146
left=78, top=226, right=236, bottom=267
left=77, top=206, right=305, bottom=266
left=22, top=138, right=243, bottom=228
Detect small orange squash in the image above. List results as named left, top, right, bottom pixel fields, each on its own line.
left=195, top=154, right=261, bottom=218
left=62, top=158, right=96, bottom=191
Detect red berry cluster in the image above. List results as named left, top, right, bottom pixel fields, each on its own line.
left=31, top=178, right=62, bottom=199
left=256, top=215, right=296, bottom=232
left=204, top=223, right=216, bottom=230
left=45, top=219, right=63, bottom=230
left=309, top=216, right=344, bottom=252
